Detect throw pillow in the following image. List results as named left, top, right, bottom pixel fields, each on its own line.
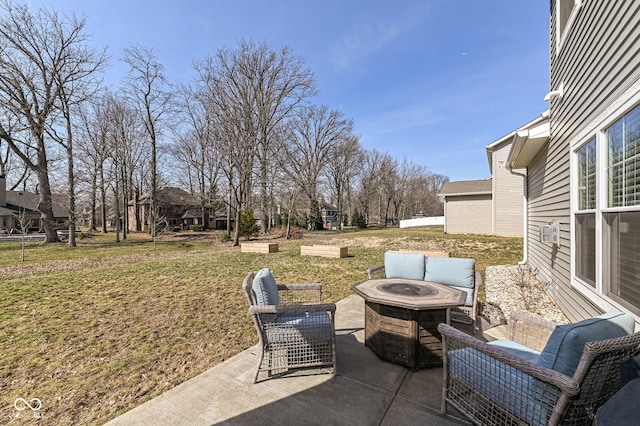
left=424, top=257, right=475, bottom=288
left=538, top=311, right=635, bottom=377
left=252, top=267, right=279, bottom=306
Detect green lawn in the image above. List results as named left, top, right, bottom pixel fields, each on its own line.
left=0, top=227, right=522, bottom=424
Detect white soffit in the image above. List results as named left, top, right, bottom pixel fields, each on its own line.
left=507, top=116, right=550, bottom=169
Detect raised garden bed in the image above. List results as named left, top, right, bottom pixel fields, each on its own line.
left=240, top=242, right=279, bottom=254
left=300, top=245, right=348, bottom=258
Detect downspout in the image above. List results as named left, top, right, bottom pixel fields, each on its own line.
left=508, top=167, right=528, bottom=265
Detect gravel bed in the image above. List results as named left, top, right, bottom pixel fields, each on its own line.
left=483, top=264, right=569, bottom=326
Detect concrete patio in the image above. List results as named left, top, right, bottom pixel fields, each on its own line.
left=105, top=294, right=507, bottom=425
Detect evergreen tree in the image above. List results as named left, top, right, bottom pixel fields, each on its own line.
left=239, top=207, right=260, bottom=240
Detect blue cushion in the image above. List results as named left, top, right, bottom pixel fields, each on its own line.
left=596, top=378, right=640, bottom=426
left=451, top=285, right=474, bottom=306
left=489, top=339, right=541, bottom=363
left=252, top=267, right=279, bottom=306
left=449, top=347, right=554, bottom=426
left=384, top=252, right=425, bottom=280
left=424, top=257, right=475, bottom=288
left=538, top=311, right=635, bottom=377
left=268, top=312, right=333, bottom=342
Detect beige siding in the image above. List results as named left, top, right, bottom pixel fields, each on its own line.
left=492, top=144, right=525, bottom=236
left=527, top=1, right=640, bottom=321
left=444, top=195, right=492, bottom=235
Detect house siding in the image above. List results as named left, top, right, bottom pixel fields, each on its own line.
left=444, top=195, right=492, bottom=235
left=492, top=144, right=525, bottom=236
left=527, top=1, right=640, bottom=322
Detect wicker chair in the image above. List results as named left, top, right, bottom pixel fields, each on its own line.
left=438, top=312, right=640, bottom=426
left=242, top=269, right=337, bottom=383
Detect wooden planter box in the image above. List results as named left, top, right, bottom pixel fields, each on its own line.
left=300, top=245, right=348, bottom=258
left=240, top=242, right=279, bottom=254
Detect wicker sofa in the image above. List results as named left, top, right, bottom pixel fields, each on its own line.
left=366, top=251, right=482, bottom=325
left=242, top=268, right=337, bottom=383
left=439, top=311, right=640, bottom=425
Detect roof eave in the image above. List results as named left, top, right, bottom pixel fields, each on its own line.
left=485, top=112, right=548, bottom=173
left=438, top=191, right=493, bottom=197
left=506, top=113, right=550, bottom=169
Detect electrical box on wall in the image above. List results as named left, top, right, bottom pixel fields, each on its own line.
left=540, top=220, right=560, bottom=245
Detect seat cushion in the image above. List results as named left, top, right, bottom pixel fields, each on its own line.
left=451, top=285, right=474, bottom=306
left=596, top=378, right=640, bottom=426
left=252, top=267, right=279, bottom=306
left=384, top=252, right=425, bottom=280
left=424, top=257, right=475, bottom=288
left=489, top=339, right=541, bottom=363
left=267, top=311, right=333, bottom=343
left=538, top=311, right=635, bottom=377
left=448, top=347, right=553, bottom=426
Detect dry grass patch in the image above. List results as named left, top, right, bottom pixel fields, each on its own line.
left=0, top=227, right=521, bottom=424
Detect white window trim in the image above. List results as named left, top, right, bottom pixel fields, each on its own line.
left=570, top=90, right=640, bottom=316
left=556, top=0, right=582, bottom=55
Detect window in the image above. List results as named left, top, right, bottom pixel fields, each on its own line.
left=578, top=138, right=596, bottom=210
left=573, top=103, right=640, bottom=315
left=556, top=0, right=582, bottom=52
left=603, top=212, right=640, bottom=312
left=607, top=106, right=640, bottom=207
left=575, top=139, right=596, bottom=287
left=603, top=105, right=640, bottom=313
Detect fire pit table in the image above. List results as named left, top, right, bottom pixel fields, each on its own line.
left=352, top=278, right=466, bottom=369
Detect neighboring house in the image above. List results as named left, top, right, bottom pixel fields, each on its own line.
left=439, top=179, right=493, bottom=235
left=0, top=174, right=68, bottom=232
left=485, top=114, right=549, bottom=237
left=439, top=115, right=548, bottom=237
left=506, top=1, right=640, bottom=323
left=128, top=187, right=212, bottom=231
left=320, top=202, right=338, bottom=230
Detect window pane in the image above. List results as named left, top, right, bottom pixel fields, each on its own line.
left=578, top=139, right=596, bottom=210
left=607, top=104, right=640, bottom=207
left=575, top=213, right=596, bottom=287
left=604, top=211, right=640, bottom=314
left=559, top=0, right=576, bottom=36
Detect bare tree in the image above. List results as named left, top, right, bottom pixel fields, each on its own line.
left=426, top=172, right=448, bottom=215
left=0, top=138, right=34, bottom=190
left=283, top=105, right=353, bottom=230
left=392, top=158, right=420, bottom=220
left=355, top=149, right=385, bottom=225
left=173, top=84, right=221, bottom=228
left=194, top=46, right=259, bottom=245
left=325, top=134, right=363, bottom=229
left=48, top=32, right=107, bottom=246
left=76, top=94, right=112, bottom=232
left=0, top=1, right=101, bottom=243
left=106, top=93, right=146, bottom=238
left=122, top=44, right=172, bottom=241
left=244, top=41, right=317, bottom=234
left=377, top=153, right=398, bottom=226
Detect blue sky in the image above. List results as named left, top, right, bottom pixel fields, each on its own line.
left=31, top=0, right=550, bottom=182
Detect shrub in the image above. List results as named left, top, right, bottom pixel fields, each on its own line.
left=220, top=232, right=231, bottom=243
left=352, top=209, right=367, bottom=229
left=189, top=224, right=204, bottom=232
left=239, top=207, right=259, bottom=240
left=510, top=265, right=543, bottom=312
